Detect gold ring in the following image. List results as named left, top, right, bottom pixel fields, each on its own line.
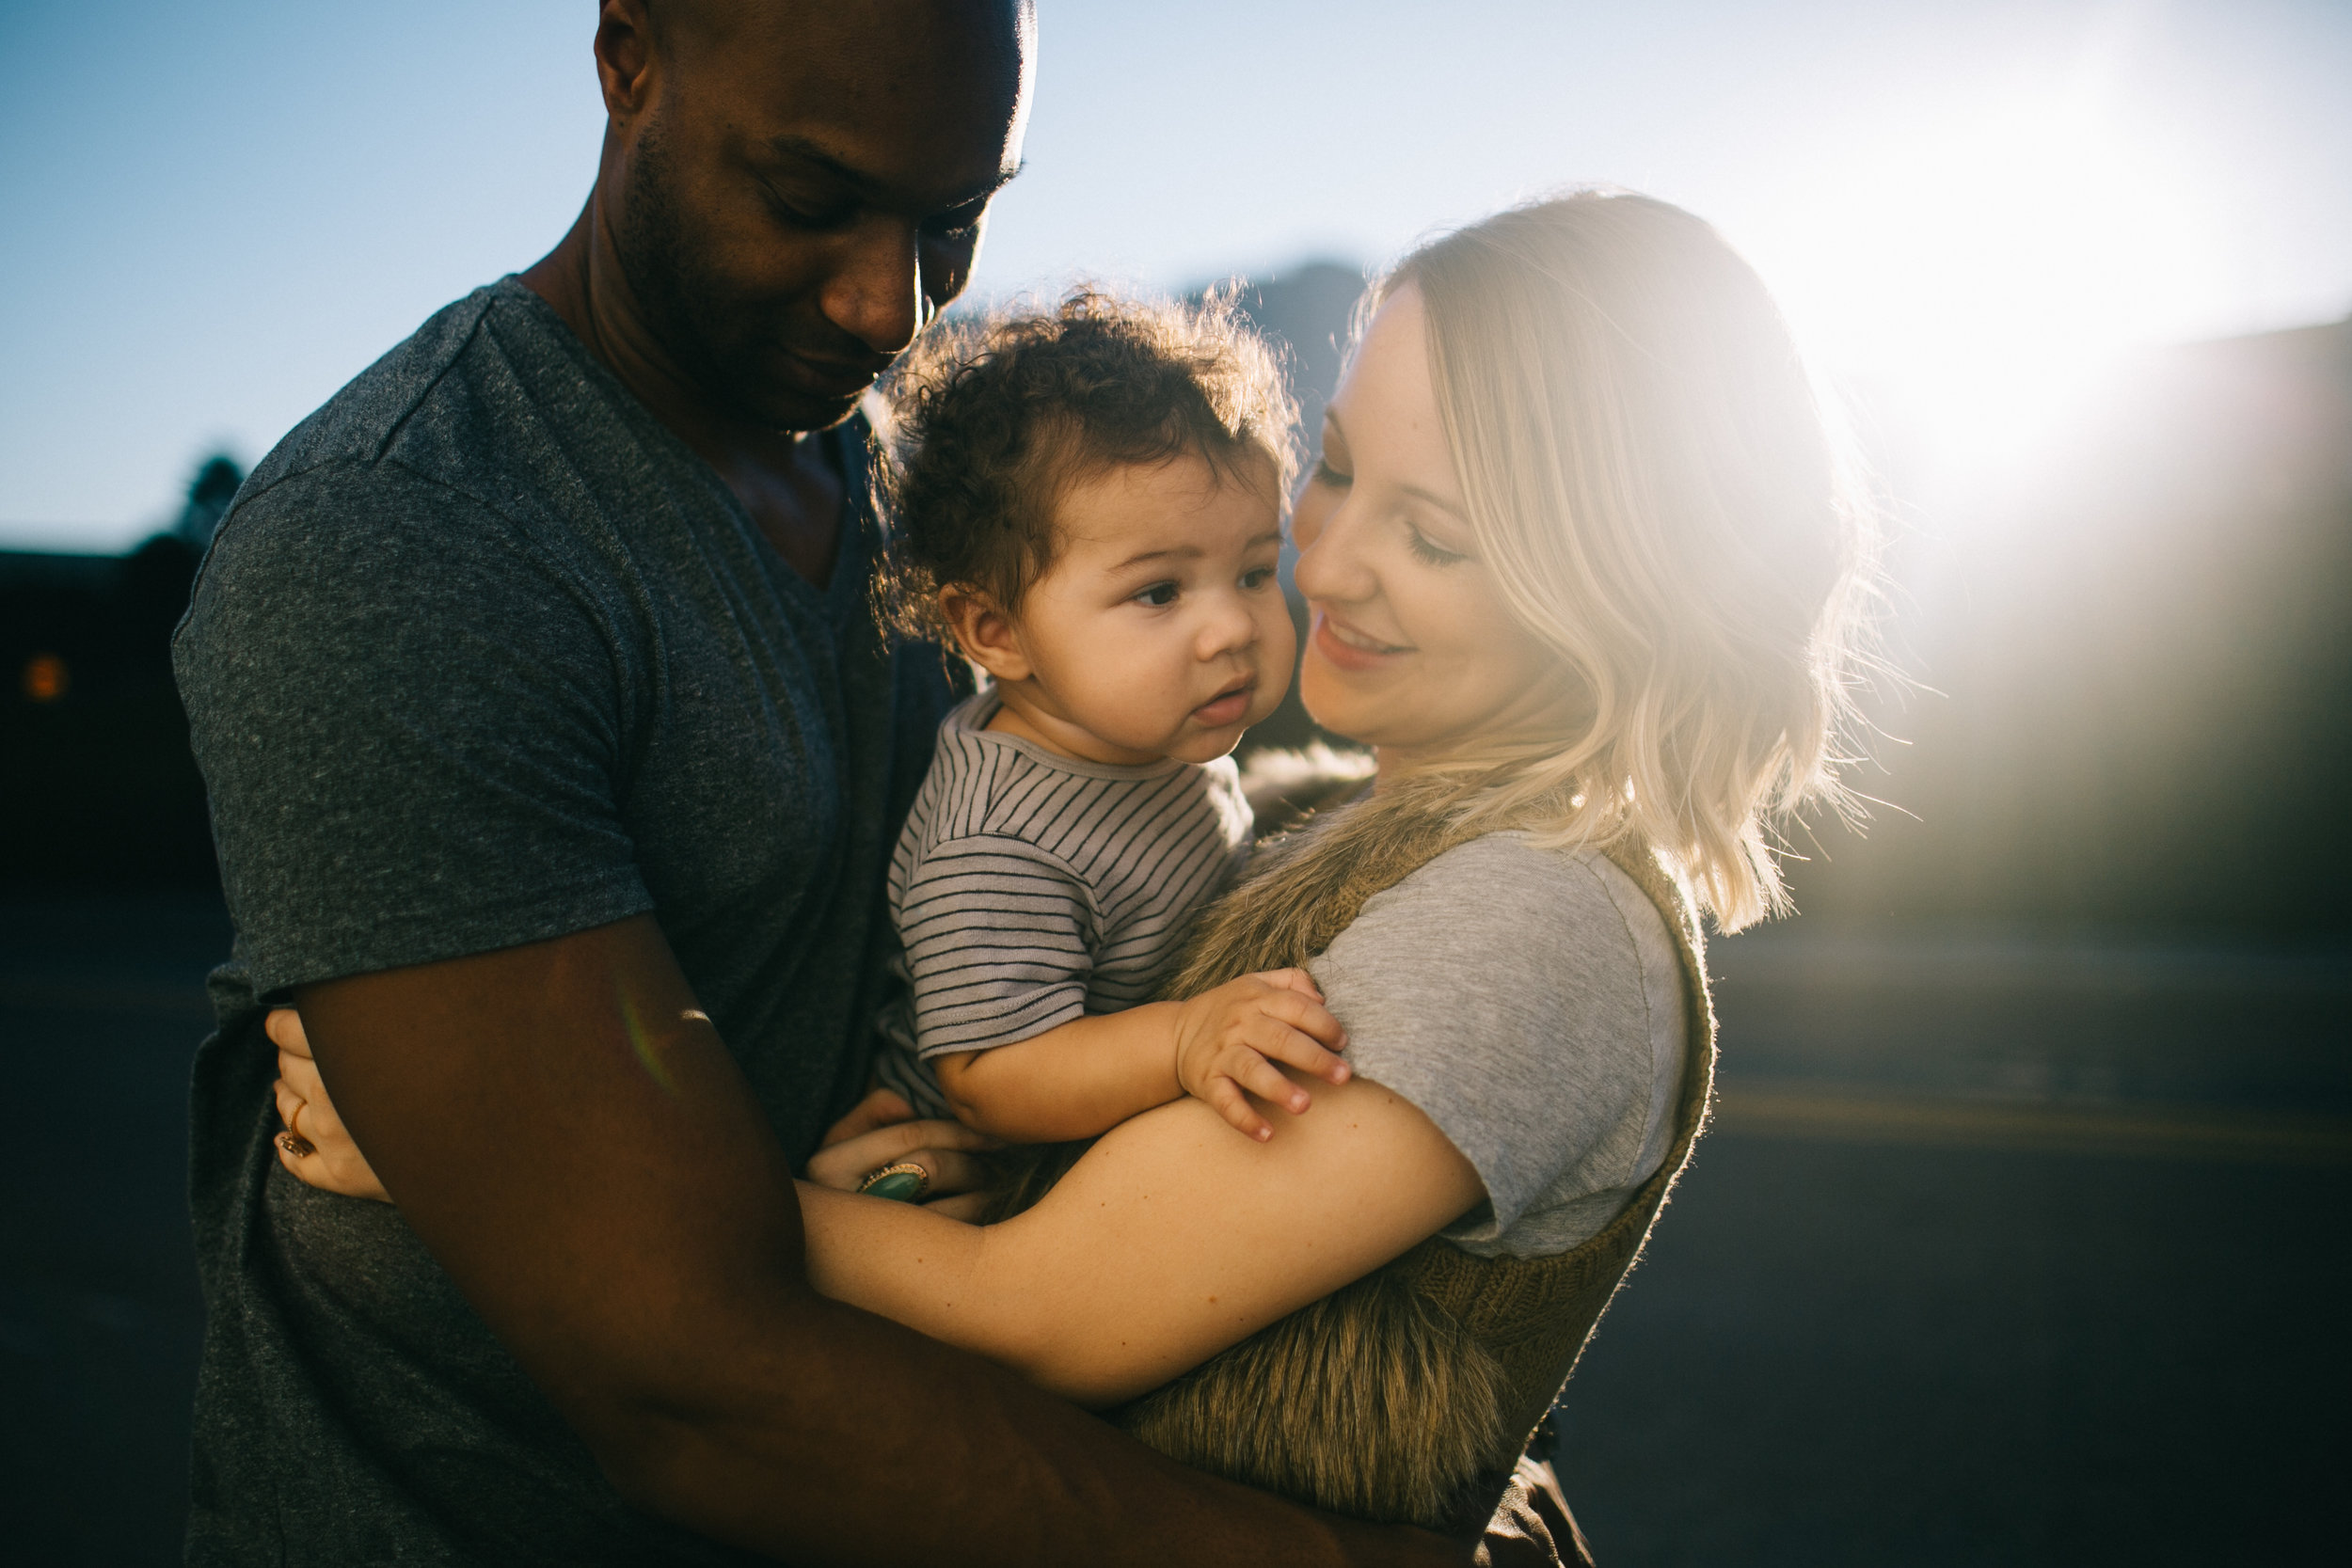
left=278, top=1100, right=315, bottom=1159
left=856, top=1161, right=930, bottom=1202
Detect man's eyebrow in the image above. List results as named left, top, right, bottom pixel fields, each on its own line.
left=762, top=134, right=1024, bottom=207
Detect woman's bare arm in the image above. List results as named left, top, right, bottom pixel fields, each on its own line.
left=800, top=1072, right=1485, bottom=1405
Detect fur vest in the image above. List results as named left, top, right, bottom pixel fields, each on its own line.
left=987, top=772, right=1719, bottom=1534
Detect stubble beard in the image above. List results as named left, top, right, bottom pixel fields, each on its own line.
left=613, top=113, right=861, bottom=435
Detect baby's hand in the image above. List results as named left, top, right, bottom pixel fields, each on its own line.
left=1169, top=969, right=1351, bottom=1142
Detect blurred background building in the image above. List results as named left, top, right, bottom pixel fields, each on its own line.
left=4, top=2, right=2346, bottom=1564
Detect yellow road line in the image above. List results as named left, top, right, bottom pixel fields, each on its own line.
left=1714, top=1086, right=2352, bottom=1165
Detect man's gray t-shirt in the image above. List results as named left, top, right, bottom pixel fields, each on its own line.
left=1307, top=833, right=1688, bottom=1259
left=172, top=277, right=952, bottom=1564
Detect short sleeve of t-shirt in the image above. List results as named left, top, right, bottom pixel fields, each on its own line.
left=898, top=833, right=1097, bottom=1055
left=1305, top=833, right=1687, bottom=1259
left=177, top=458, right=654, bottom=998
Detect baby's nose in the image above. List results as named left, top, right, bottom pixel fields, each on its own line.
left=1197, top=596, right=1259, bottom=657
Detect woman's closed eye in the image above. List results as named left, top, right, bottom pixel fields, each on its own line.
left=1311, top=457, right=1353, bottom=490
left=1406, top=522, right=1469, bottom=567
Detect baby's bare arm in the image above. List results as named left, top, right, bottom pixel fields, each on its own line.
left=932, top=971, right=1352, bottom=1143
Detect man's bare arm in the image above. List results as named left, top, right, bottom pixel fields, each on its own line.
left=296, top=914, right=1469, bottom=1566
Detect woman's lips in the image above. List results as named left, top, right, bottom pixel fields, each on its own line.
left=1311, top=610, right=1410, bottom=673
left=1191, top=684, right=1254, bottom=727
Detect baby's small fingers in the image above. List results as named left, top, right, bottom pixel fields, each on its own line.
left=1252, top=990, right=1347, bottom=1049
left=1251, top=1026, right=1352, bottom=1085
left=1257, top=968, right=1326, bottom=1003
left=1225, top=1051, right=1311, bottom=1116
left=1203, top=1077, right=1273, bottom=1142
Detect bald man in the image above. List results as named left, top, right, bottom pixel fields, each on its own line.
left=169, top=4, right=1552, bottom=1564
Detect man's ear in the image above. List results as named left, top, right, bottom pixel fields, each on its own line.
left=594, top=0, right=660, bottom=123
left=939, top=587, right=1032, bottom=684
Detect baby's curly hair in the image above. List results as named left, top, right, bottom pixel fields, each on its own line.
left=874, top=287, right=1297, bottom=641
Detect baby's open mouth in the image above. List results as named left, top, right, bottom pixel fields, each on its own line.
left=1190, top=680, right=1254, bottom=727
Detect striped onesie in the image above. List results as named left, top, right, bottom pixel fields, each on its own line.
left=872, top=689, right=1253, bottom=1119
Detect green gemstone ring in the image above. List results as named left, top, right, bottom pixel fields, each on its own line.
left=856, top=1162, right=930, bottom=1203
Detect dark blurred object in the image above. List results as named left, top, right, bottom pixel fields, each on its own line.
left=1793, top=319, right=2352, bottom=936
left=1223, top=260, right=1367, bottom=464
left=1, top=453, right=243, bottom=889
left=173, top=454, right=243, bottom=551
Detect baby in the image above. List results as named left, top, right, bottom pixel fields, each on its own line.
left=868, top=291, right=1352, bottom=1147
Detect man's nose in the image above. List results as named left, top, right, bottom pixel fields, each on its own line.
left=819, top=222, right=924, bottom=357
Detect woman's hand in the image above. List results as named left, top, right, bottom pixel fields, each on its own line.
left=266, top=1007, right=392, bottom=1202
left=803, top=1087, right=1001, bottom=1222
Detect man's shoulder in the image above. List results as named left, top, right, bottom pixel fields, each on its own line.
left=185, top=284, right=629, bottom=620
left=245, top=284, right=511, bottom=494
left=230, top=279, right=605, bottom=535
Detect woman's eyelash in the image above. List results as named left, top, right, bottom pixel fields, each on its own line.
left=1406, top=526, right=1467, bottom=566
left=1313, top=459, right=1353, bottom=487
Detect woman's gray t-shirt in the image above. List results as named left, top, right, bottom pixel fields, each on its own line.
left=1306, top=832, right=1687, bottom=1259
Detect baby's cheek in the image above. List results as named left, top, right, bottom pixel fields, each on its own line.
left=1261, top=607, right=1300, bottom=685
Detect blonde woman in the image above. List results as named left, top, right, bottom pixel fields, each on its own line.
left=270, top=190, right=1870, bottom=1547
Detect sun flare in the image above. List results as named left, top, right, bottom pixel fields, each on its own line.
left=1743, top=85, right=2226, bottom=474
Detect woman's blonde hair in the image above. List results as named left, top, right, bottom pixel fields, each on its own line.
left=1392, top=190, right=1876, bottom=930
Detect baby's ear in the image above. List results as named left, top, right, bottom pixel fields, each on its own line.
left=938, top=586, right=1031, bottom=683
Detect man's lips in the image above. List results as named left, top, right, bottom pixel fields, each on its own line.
left=780, top=347, right=892, bottom=400
left=1311, top=610, right=1411, bottom=673
left=1190, top=680, right=1255, bottom=727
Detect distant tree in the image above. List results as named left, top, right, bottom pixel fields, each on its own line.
left=173, top=452, right=246, bottom=548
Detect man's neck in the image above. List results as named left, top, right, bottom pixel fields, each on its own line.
left=520, top=197, right=844, bottom=588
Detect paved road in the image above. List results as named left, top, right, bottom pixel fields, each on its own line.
left=2, top=895, right=2344, bottom=1564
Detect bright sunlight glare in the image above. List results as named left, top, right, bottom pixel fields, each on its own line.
left=1743, top=81, right=2225, bottom=480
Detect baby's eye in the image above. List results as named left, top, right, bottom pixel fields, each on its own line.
left=1240, top=565, right=1277, bottom=591
left=1134, top=581, right=1180, bottom=608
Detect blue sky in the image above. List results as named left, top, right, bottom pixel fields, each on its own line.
left=6, top=0, right=2349, bottom=549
